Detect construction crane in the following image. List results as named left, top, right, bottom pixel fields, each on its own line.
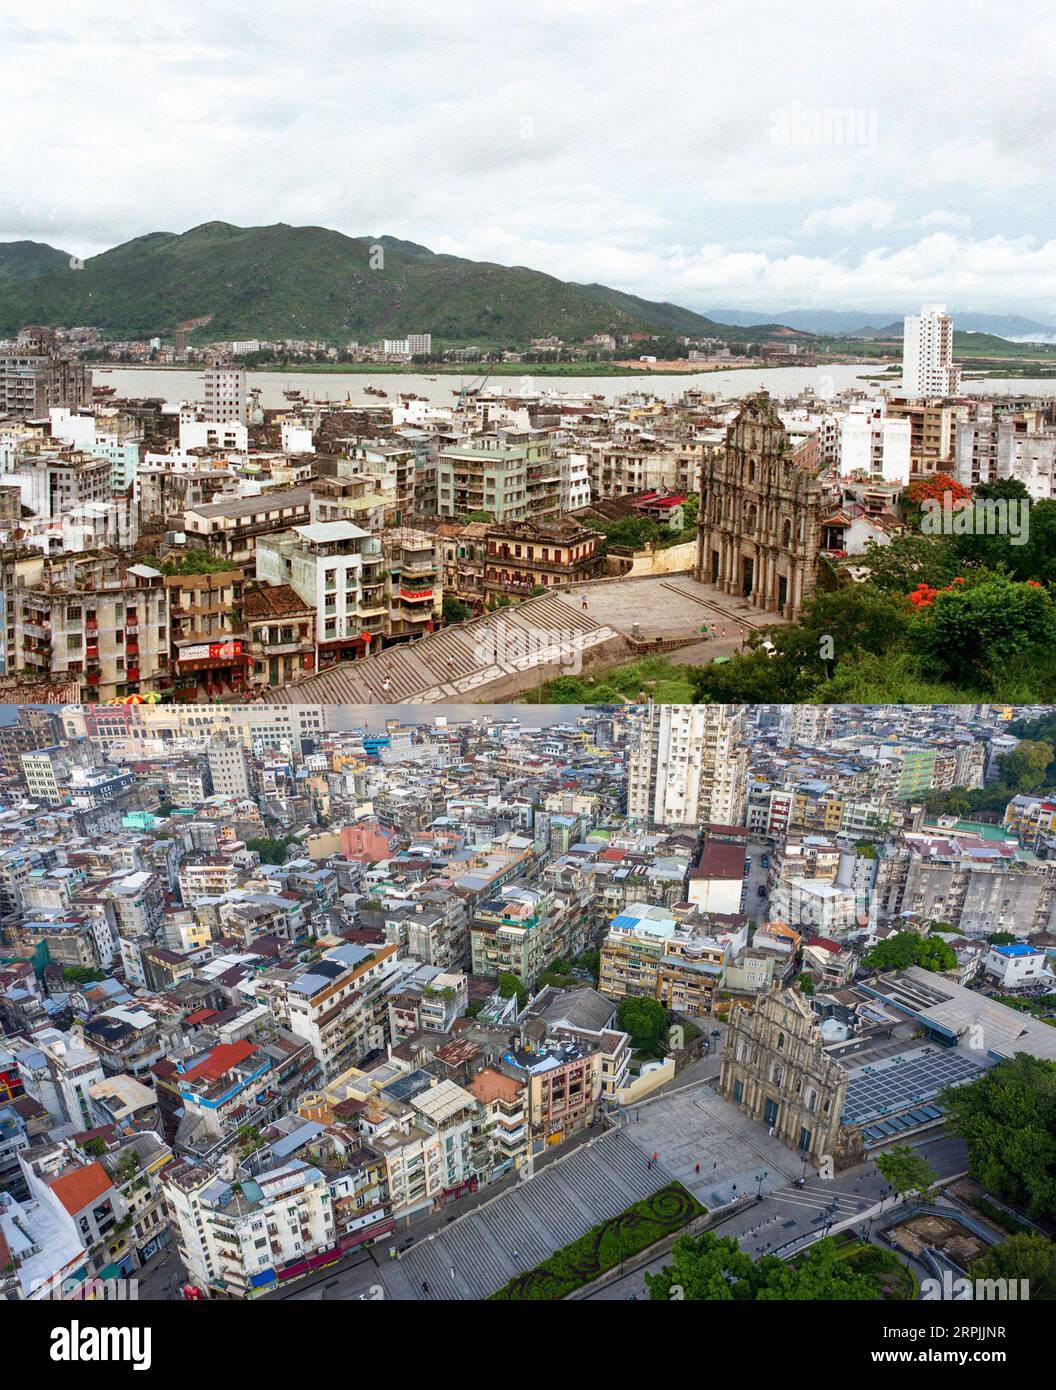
left=456, top=369, right=491, bottom=410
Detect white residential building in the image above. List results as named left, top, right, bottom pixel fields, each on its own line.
left=163, top=1158, right=334, bottom=1298
left=839, top=405, right=911, bottom=485
left=982, top=942, right=1053, bottom=990
left=627, top=704, right=747, bottom=827
left=902, top=304, right=961, bottom=397
left=202, top=363, right=248, bottom=426
left=558, top=452, right=591, bottom=512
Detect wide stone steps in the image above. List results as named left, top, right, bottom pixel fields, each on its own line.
left=394, top=1129, right=676, bottom=1300
left=262, top=593, right=612, bottom=704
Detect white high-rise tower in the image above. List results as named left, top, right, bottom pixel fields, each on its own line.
left=901, top=304, right=961, bottom=397
left=203, top=361, right=248, bottom=426
left=628, top=704, right=748, bottom=827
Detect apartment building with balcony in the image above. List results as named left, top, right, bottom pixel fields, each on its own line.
left=586, top=437, right=680, bottom=498
left=182, top=486, right=313, bottom=564
left=178, top=857, right=242, bottom=903
left=162, top=1157, right=334, bottom=1299
left=16, top=1141, right=132, bottom=1290
left=466, top=1067, right=530, bottom=1182
left=885, top=398, right=955, bottom=477
left=14, top=557, right=170, bottom=702
left=257, top=519, right=387, bottom=668
left=9, top=1028, right=105, bottom=1130
left=0, top=334, right=91, bottom=420
left=482, top=516, right=602, bottom=602
left=599, top=902, right=727, bottom=1015
left=13, top=448, right=113, bottom=520
left=264, top=941, right=402, bottom=1080
left=348, top=441, right=417, bottom=518
left=435, top=431, right=560, bottom=522
left=243, top=583, right=316, bottom=689
left=503, top=1039, right=601, bottom=1145
left=470, top=882, right=551, bottom=987
left=382, top=526, right=443, bottom=642
left=166, top=568, right=249, bottom=699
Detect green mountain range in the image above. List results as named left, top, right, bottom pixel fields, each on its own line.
left=0, top=221, right=798, bottom=346
left=0, top=239, right=72, bottom=282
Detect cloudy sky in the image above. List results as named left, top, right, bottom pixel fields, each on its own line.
left=4, top=0, right=1056, bottom=317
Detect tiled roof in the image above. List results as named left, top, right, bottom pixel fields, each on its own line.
left=177, top=1039, right=256, bottom=1085
left=48, top=1161, right=112, bottom=1215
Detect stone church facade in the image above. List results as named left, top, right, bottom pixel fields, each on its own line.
left=719, top=988, right=863, bottom=1170
left=694, top=393, right=829, bottom=619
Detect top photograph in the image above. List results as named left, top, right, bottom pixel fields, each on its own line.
left=0, top=0, right=1053, bottom=711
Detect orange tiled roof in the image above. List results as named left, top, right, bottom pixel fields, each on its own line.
left=48, top=1161, right=112, bottom=1215
left=178, top=1040, right=256, bottom=1085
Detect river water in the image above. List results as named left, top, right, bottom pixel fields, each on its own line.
left=90, top=362, right=1056, bottom=408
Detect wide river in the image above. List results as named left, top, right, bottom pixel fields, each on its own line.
left=90, top=362, right=1056, bottom=408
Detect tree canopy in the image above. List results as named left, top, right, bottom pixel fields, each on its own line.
left=616, top=996, right=670, bottom=1050
left=864, top=931, right=956, bottom=974
left=940, top=1055, right=1056, bottom=1225
left=874, top=1145, right=937, bottom=1201
left=645, top=1232, right=880, bottom=1301
left=970, top=1233, right=1056, bottom=1300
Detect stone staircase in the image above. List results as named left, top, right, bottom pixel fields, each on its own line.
left=398, top=1129, right=675, bottom=1300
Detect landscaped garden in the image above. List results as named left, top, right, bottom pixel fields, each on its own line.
left=488, top=1182, right=706, bottom=1300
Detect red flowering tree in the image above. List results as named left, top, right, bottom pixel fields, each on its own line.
left=903, top=475, right=974, bottom=512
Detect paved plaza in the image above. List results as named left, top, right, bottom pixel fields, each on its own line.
left=618, top=1081, right=801, bottom=1208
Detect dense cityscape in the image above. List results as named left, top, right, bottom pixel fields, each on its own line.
left=0, top=700, right=1053, bottom=1306
left=3, top=0, right=1053, bottom=1355
left=0, top=302, right=1054, bottom=710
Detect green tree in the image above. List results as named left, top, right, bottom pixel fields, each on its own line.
left=149, top=547, right=237, bottom=576
left=691, top=647, right=794, bottom=704
left=987, top=932, right=1018, bottom=946
left=915, top=574, right=1056, bottom=694
left=855, top=533, right=965, bottom=596
left=797, top=973, right=815, bottom=996
left=645, top=1233, right=878, bottom=1301
left=62, top=965, right=106, bottom=985
left=969, top=1233, right=1056, bottom=1300
left=498, top=972, right=528, bottom=1009
left=874, top=1145, right=938, bottom=1202
left=915, top=936, right=958, bottom=973
left=865, top=930, right=955, bottom=974
left=864, top=932, right=921, bottom=972
left=616, top=996, right=669, bottom=1051
left=940, top=1055, right=1056, bottom=1224
left=1001, top=739, right=1055, bottom=792
left=245, top=836, right=295, bottom=865
left=442, top=596, right=469, bottom=624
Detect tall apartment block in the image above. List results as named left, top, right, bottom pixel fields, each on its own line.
left=627, top=704, right=748, bottom=827
left=901, top=304, right=961, bottom=397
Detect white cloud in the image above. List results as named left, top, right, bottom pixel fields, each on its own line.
left=919, top=210, right=972, bottom=231
left=800, top=200, right=896, bottom=236
left=2, top=0, right=1056, bottom=315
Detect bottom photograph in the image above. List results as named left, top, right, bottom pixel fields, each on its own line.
left=1, top=700, right=1054, bottom=1313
